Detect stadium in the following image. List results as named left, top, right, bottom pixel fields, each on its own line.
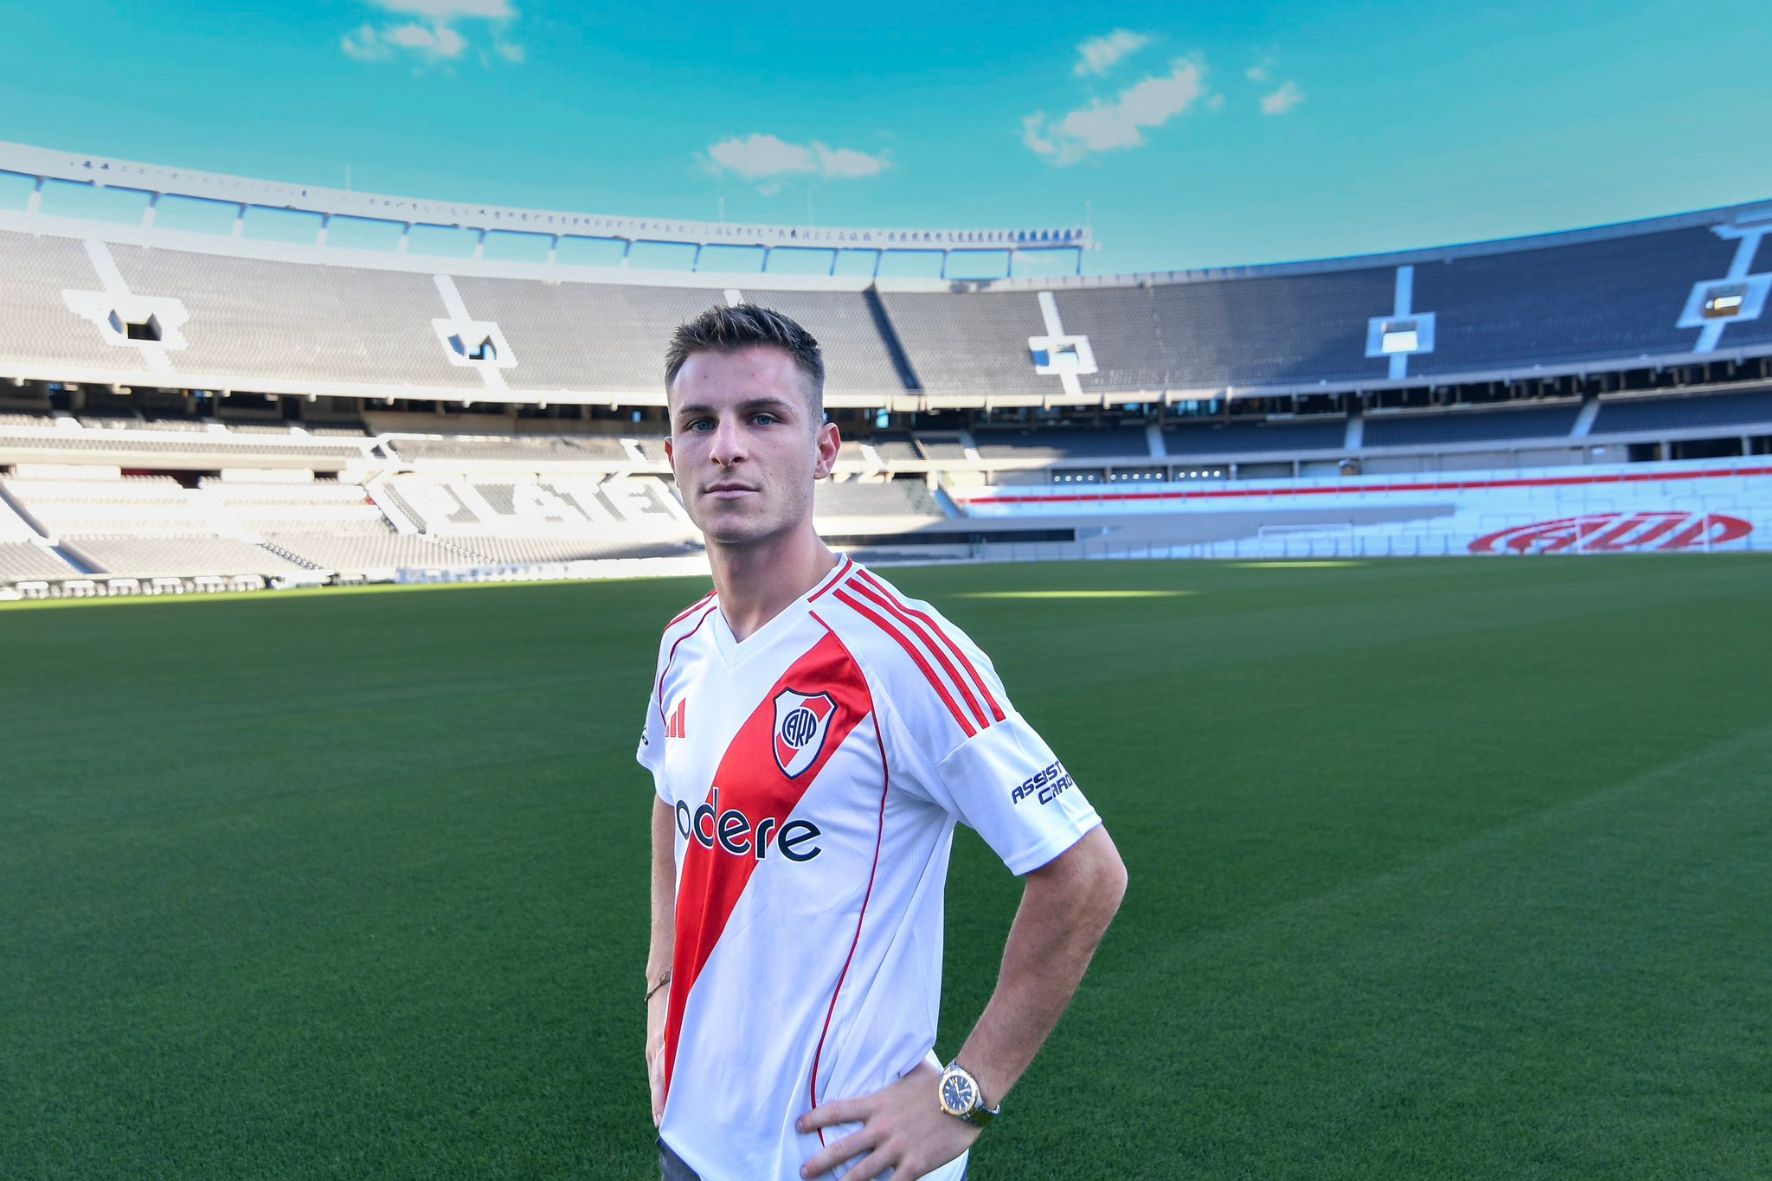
left=1, top=140, right=1770, bottom=594
left=4, top=131, right=1770, bottom=1181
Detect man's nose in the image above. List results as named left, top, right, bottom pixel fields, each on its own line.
left=708, top=417, right=746, bottom=465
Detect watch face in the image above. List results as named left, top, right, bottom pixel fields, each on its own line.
left=941, top=1071, right=976, bottom=1115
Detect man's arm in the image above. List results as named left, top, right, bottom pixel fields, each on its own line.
left=646, top=797, right=676, bottom=1127
left=948, top=823, right=1128, bottom=1106
left=798, top=824, right=1127, bottom=1181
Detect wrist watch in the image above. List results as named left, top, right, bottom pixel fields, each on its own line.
left=937, top=1060, right=1001, bottom=1129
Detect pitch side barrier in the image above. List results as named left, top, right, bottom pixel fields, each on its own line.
left=6, top=459, right=1766, bottom=602
left=945, top=457, right=1772, bottom=560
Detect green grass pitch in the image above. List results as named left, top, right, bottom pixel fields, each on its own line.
left=2, top=556, right=1769, bottom=1180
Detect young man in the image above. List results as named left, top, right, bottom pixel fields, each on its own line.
left=638, top=304, right=1126, bottom=1181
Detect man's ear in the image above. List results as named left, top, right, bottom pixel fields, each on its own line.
left=663, top=435, right=675, bottom=472
left=812, top=421, right=840, bottom=480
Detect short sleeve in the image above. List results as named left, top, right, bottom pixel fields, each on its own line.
left=833, top=572, right=1100, bottom=873
left=873, top=621, right=1101, bottom=873
left=636, top=689, right=667, bottom=800
left=909, top=711, right=1100, bottom=874
left=637, top=629, right=670, bottom=800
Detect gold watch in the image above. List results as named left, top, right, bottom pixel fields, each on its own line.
left=937, top=1061, right=1001, bottom=1129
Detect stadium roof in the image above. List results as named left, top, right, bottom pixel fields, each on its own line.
left=0, top=141, right=1090, bottom=269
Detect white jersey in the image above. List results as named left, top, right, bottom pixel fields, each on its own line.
left=637, top=557, right=1101, bottom=1181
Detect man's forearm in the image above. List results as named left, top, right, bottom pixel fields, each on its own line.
left=648, top=798, right=676, bottom=983
left=646, top=797, right=677, bottom=1125
left=953, top=825, right=1127, bottom=1108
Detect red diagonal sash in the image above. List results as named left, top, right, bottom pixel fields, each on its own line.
left=663, top=629, right=872, bottom=1097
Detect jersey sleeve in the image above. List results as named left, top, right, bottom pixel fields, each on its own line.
left=636, top=635, right=669, bottom=801
left=874, top=610, right=1101, bottom=875
left=919, top=710, right=1100, bottom=875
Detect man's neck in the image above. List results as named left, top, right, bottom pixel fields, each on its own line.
left=708, top=526, right=838, bottom=643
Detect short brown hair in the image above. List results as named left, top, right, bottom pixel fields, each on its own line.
left=664, top=303, right=825, bottom=415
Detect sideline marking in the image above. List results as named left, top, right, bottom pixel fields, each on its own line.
left=1233, top=561, right=1368, bottom=570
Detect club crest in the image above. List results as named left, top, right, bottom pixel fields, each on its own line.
left=772, top=688, right=838, bottom=778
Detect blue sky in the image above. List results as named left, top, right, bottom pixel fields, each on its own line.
left=3, top=0, right=1769, bottom=274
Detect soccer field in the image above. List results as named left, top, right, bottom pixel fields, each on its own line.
left=3, top=556, right=1769, bottom=1180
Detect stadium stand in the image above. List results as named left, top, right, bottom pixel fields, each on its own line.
left=197, top=478, right=397, bottom=556
left=2, top=472, right=363, bottom=579
left=1411, top=229, right=1737, bottom=376
left=0, top=541, right=75, bottom=580
left=262, top=532, right=481, bottom=574
left=0, top=490, right=77, bottom=578
left=386, top=434, right=629, bottom=463
left=0, top=232, right=153, bottom=374
left=1130, top=268, right=1394, bottom=390
left=877, top=290, right=1038, bottom=397
left=869, top=432, right=922, bottom=462
left=353, top=473, right=710, bottom=564
left=0, top=419, right=370, bottom=464
left=915, top=435, right=971, bottom=461
left=4, top=172, right=1771, bottom=410
left=58, top=535, right=309, bottom=579
left=814, top=479, right=943, bottom=521
left=442, top=535, right=696, bottom=564
left=107, top=242, right=485, bottom=391
left=1162, top=418, right=1347, bottom=457
left=972, top=427, right=1150, bottom=460
left=1590, top=390, right=1772, bottom=435
left=1363, top=404, right=1581, bottom=447
left=4, top=474, right=211, bottom=536
left=446, top=278, right=720, bottom=395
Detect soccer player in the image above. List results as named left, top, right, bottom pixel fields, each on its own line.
left=638, top=304, right=1127, bottom=1181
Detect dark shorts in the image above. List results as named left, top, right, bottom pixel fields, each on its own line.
left=658, top=1137, right=970, bottom=1180
left=658, top=1138, right=700, bottom=1181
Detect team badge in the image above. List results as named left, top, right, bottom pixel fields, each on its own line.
left=772, top=689, right=838, bottom=778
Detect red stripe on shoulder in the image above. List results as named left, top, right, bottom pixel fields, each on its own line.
left=854, top=569, right=1005, bottom=724
left=807, top=555, right=853, bottom=602
left=657, top=603, right=717, bottom=717
left=846, top=578, right=988, bottom=730
left=833, top=587, right=976, bottom=738
left=667, top=589, right=717, bottom=627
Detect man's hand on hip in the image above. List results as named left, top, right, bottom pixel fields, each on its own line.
left=796, top=1060, right=979, bottom=1181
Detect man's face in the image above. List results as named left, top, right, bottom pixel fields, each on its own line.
left=665, top=346, right=839, bottom=549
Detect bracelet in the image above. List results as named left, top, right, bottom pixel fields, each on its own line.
left=645, top=971, right=671, bottom=1004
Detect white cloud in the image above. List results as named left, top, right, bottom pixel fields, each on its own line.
left=1073, top=29, right=1151, bottom=77
left=1022, top=59, right=1207, bottom=165
left=1260, top=80, right=1305, bottom=115
left=383, top=21, right=466, bottom=58
left=341, top=23, right=391, bottom=61
left=1245, top=63, right=1270, bottom=83
left=814, top=145, right=890, bottom=180
left=1207, top=92, right=1225, bottom=111
left=342, top=0, right=518, bottom=67
left=708, top=135, right=814, bottom=180
left=703, top=134, right=891, bottom=190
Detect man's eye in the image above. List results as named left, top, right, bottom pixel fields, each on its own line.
left=752, top=413, right=778, bottom=426
left=686, top=419, right=713, bottom=431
